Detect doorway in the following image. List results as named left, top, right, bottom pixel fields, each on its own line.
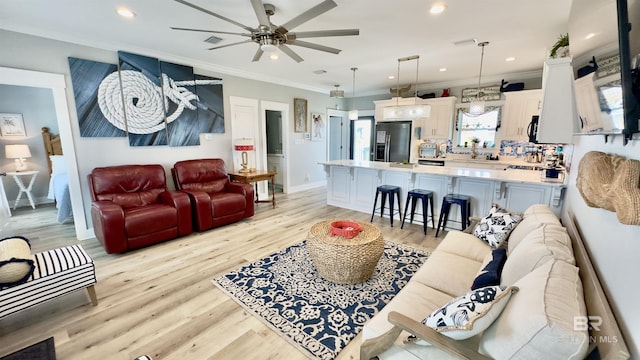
left=265, top=109, right=284, bottom=192
left=350, top=116, right=374, bottom=161
left=327, top=109, right=349, bottom=161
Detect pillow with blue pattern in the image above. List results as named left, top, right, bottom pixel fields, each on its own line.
left=473, top=204, right=523, bottom=248
left=406, top=285, right=518, bottom=344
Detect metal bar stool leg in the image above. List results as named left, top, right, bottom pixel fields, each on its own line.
left=389, top=191, right=395, bottom=227
left=420, top=195, right=428, bottom=235
left=429, top=195, right=436, bottom=229
left=370, top=189, right=380, bottom=222
left=401, top=193, right=412, bottom=229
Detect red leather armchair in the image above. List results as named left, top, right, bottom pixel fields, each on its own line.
left=172, top=159, right=254, bottom=231
left=88, top=164, right=192, bottom=254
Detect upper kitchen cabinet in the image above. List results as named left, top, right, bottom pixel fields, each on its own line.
left=501, top=89, right=542, bottom=140
left=373, top=96, right=455, bottom=139
left=536, top=58, right=580, bottom=143
left=421, top=97, right=457, bottom=139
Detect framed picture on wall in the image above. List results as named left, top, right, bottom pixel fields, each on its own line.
left=294, top=98, right=307, bottom=133
left=0, top=113, right=27, bottom=137
left=311, top=112, right=325, bottom=141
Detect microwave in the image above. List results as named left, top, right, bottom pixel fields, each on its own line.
left=419, top=143, right=438, bottom=158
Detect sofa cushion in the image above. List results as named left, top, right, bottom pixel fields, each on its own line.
left=501, top=224, right=575, bottom=286
left=0, top=236, right=35, bottom=288
left=362, top=281, right=454, bottom=341
left=471, top=248, right=507, bottom=290
left=473, top=205, right=522, bottom=248
left=411, top=251, right=483, bottom=297
left=435, top=231, right=492, bottom=263
left=480, top=260, right=589, bottom=360
left=507, top=204, right=561, bottom=253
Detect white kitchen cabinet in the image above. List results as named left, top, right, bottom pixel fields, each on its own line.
left=421, top=97, right=457, bottom=139
left=501, top=183, right=552, bottom=213
left=453, top=178, right=495, bottom=221
left=413, top=173, right=450, bottom=216
left=573, top=72, right=617, bottom=132
left=537, top=58, right=580, bottom=143
left=327, top=166, right=352, bottom=208
left=501, top=89, right=542, bottom=140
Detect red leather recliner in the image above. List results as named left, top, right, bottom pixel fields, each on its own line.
left=88, top=164, right=193, bottom=254
left=171, top=159, right=254, bottom=231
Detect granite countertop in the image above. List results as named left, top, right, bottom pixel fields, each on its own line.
left=319, top=160, right=567, bottom=186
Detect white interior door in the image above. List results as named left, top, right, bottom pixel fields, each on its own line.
left=229, top=96, right=268, bottom=200
left=327, top=109, right=349, bottom=160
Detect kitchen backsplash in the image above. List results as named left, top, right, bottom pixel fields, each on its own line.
left=442, top=139, right=571, bottom=159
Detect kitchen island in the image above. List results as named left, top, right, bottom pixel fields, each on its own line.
left=320, top=160, right=566, bottom=225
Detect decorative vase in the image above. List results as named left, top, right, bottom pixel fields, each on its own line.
left=441, top=88, right=450, bottom=97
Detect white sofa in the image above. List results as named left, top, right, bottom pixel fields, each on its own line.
left=360, top=204, right=626, bottom=360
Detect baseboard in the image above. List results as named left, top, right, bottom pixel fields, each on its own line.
left=287, top=180, right=326, bottom=194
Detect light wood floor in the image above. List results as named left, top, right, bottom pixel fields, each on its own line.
left=0, top=187, right=444, bottom=360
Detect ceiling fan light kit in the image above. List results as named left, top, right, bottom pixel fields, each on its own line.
left=172, top=0, right=359, bottom=63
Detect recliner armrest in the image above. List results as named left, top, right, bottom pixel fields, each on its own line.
left=159, top=191, right=193, bottom=236
left=91, top=201, right=127, bottom=254
left=177, top=189, right=213, bottom=231
left=226, top=182, right=246, bottom=195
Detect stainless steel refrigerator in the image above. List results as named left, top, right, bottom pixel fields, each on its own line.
left=374, top=121, right=412, bottom=162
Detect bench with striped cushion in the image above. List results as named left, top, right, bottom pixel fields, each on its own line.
left=0, top=244, right=97, bottom=318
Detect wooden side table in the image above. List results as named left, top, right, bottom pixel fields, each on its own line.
left=7, top=170, right=39, bottom=210
left=228, top=170, right=277, bottom=208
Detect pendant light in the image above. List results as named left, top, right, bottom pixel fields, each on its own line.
left=383, top=55, right=430, bottom=120
left=329, top=84, right=344, bottom=98
left=348, top=67, right=359, bottom=120
left=469, top=41, right=489, bottom=115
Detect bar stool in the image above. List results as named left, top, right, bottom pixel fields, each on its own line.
left=435, top=194, right=472, bottom=237
left=370, top=185, right=403, bottom=227
left=401, top=189, right=435, bottom=235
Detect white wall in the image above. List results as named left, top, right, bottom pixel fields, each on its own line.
left=565, top=134, right=640, bottom=357
left=0, top=29, right=341, bottom=235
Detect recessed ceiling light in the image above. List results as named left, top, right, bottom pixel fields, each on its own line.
left=117, top=7, right=136, bottom=18
left=585, top=33, right=596, bottom=40
left=430, top=3, right=447, bottom=14
left=439, top=68, right=447, bottom=72
left=505, top=57, right=516, bottom=62
left=269, top=53, right=279, bottom=60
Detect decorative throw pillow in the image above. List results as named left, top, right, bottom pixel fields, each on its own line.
left=406, top=285, right=518, bottom=344
left=473, top=205, right=523, bottom=248
left=0, top=236, right=35, bottom=288
left=471, top=248, right=507, bottom=290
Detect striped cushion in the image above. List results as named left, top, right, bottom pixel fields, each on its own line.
left=0, top=244, right=96, bottom=318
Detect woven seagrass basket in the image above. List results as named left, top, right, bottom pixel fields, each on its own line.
left=307, top=220, right=384, bottom=284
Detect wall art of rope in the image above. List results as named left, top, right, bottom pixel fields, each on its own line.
left=577, top=151, right=640, bottom=225
left=97, top=70, right=221, bottom=134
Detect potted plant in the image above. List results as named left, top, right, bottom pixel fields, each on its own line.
left=550, top=33, right=570, bottom=58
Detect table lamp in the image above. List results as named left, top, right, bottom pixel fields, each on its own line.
left=5, top=144, right=32, bottom=172
left=234, top=138, right=254, bottom=173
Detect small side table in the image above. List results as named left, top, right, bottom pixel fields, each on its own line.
left=228, top=170, right=276, bottom=208
left=7, top=170, right=39, bottom=210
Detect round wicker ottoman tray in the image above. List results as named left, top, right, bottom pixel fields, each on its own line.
left=307, top=220, right=384, bottom=284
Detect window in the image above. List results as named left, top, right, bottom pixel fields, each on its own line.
left=456, top=107, right=501, bottom=147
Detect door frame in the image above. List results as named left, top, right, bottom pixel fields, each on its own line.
left=260, top=101, right=289, bottom=193
left=0, top=66, right=89, bottom=239
left=327, top=108, right=348, bottom=160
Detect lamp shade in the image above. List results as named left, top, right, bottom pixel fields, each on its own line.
left=234, top=138, right=254, bottom=151
left=5, top=144, right=31, bottom=159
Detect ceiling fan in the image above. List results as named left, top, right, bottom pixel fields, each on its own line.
left=171, top=0, right=359, bottom=63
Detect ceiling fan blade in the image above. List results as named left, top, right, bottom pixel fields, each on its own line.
left=207, top=39, right=254, bottom=50
left=278, top=0, right=337, bottom=33
left=252, top=48, right=264, bottom=62
left=289, top=29, right=359, bottom=39
left=250, top=0, right=271, bottom=28
left=173, top=0, right=254, bottom=32
left=287, top=40, right=341, bottom=54
left=170, top=27, right=251, bottom=37
left=279, top=45, right=304, bottom=63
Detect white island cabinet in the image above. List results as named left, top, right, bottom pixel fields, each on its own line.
left=321, top=160, right=566, bottom=222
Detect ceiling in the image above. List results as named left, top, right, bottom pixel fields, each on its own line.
left=0, top=0, right=573, bottom=97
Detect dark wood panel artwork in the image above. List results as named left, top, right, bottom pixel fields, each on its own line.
left=68, top=52, right=225, bottom=147
left=68, top=57, right=126, bottom=137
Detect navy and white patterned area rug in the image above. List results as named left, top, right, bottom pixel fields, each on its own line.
left=213, top=240, right=429, bottom=360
